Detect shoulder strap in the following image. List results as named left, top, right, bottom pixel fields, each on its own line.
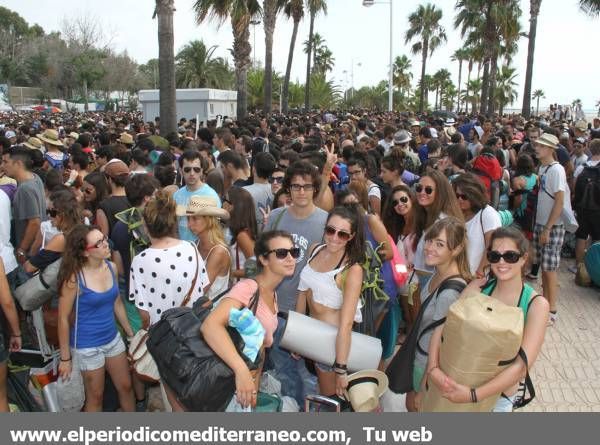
left=307, top=244, right=326, bottom=263
left=271, top=208, right=287, bottom=231
left=181, top=241, right=200, bottom=308
left=540, top=163, right=559, bottom=199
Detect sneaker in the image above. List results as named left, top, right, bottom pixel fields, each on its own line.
left=135, top=398, right=147, bottom=412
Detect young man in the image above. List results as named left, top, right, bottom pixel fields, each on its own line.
left=264, top=160, right=327, bottom=406
left=2, top=147, right=46, bottom=277
left=173, top=150, right=221, bottom=242
left=217, top=150, right=250, bottom=194
left=378, top=125, right=395, bottom=154
left=533, top=133, right=568, bottom=326
left=243, top=152, right=276, bottom=233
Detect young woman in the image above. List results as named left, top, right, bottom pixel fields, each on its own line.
left=296, top=206, right=365, bottom=397
left=201, top=230, right=297, bottom=410
left=81, top=171, right=109, bottom=225
left=412, top=169, right=463, bottom=289
left=0, top=259, right=21, bottom=412
left=183, top=196, right=231, bottom=300
left=408, top=217, right=471, bottom=412
left=380, top=151, right=406, bottom=189
left=425, top=227, right=548, bottom=412
left=225, top=187, right=258, bottom=280
left=57, top=225, right=135, bottom=412
left=452, top=173, right=501, bottom=277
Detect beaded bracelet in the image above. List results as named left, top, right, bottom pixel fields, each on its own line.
left=470, top=388, right=478, bottom=403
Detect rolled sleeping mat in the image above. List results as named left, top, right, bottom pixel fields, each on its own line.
left=14, top=259, right=62, bottom=311
left=280, top=311, right=382, bottom=372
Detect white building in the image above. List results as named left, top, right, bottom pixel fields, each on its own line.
left=138, top=88, right=237, bottom=124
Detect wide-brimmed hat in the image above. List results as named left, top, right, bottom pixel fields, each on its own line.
left=408, top=119, right=421, bottom=127
left=175, top=196, right=229, bottom=220
left=117, top=132, right=134, bottom=145
left=535, top=133, right=559, bottom=149
left=23, top=137, right=43, bottom=150
left=444, top=126, right=457, bottom=138
left=68, top=132, right=79, bottom=140
left=393, top=130, right=411, bottom=144
left=344, top=370, right=388, bottom=412
left=575, top=120, right=588, bottom=131
left=38, top=129, right=64, bottom=147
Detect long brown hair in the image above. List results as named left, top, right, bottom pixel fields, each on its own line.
left=382, top=185, right=416, bottom=241
left=424, top=217, right=472, bottom=282
left=50, top=189, right=82, bottom=232
left=57, top=224, right=95, bottom=290
left=143, top=190, right=178, bottom=239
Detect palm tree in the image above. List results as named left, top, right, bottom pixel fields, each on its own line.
left=154, top=0, right=177, bottom=135
left=309, top=73, right=341, bottom=109
left=532, top=88, right=545, bottom=116
left=313, top=46, right=335, bottom=75
left=451, top=48, right=469, bottom=111
left=579, top=0, right=600, bottom=16
left=175, top=40, right=233, bottom=89
left=262, top=0, right=286, bottom=113
left=393, top=55, right=413, bottom=99
left=304, top=0, right=328, bottom=110
left=303, top=33, right=325, bottom=73
left=405, top=3, right=447, bottom=113
left=495, top=64, right=518, bottom=115
left=193, top=0, right=262, bottom=120
left=282, top=0, right=304, bottom=113
left=463, top=77, right=482, bottom=113
left=521, top=0, right=542, bottom=118
left=432, top=68, right=451, bottom=110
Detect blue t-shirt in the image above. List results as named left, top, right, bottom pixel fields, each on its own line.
left=418, top=144, right=429, bottom=163
left=173, top=184, right=221, bottom=242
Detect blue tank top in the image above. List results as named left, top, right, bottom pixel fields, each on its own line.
left=70, top=261, right=119, bottom=348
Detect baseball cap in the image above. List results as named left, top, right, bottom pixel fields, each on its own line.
left=5, top=130, right=16, bottom=139
left=104, top=160, right=130, bottom=178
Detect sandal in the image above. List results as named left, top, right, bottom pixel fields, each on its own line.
left=547, top=312, right=558, bottom=327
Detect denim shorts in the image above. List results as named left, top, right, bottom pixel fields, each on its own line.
left=73, top=334, right=125, bottom=372
left=492, top=394, right=516, bottom=412
left=315, top=362, right=335, bottom=373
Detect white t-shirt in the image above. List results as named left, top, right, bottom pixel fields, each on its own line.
left=129, top=241, right=209, bottom=325
left=571, top=153, right=589, bottom=171
left=378, top=139, right=393, bottom=154
left=367, top=183, right=381, bottom=200
left=0, top=190, right=17, bottom=274
left=536, top=162, right=567, bottom=226
left=466, top=206, right=501, bottom=274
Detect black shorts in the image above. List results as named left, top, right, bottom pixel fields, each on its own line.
left=575, top=210, right=600, bottom=241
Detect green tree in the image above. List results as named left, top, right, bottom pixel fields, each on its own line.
left=194, top=0, right=262, bottom=120
left=72, top=48, right=107, bottom=111
left=175, top=40, right=234, bottom=89
left=405, top=3, right=447, bottom=113
left=154, top=0, right=177, bottom=134
left=262, top=0, right=286, bottom=113
left=462, top=77, right=482, bottom=113
left=304, top=0, right=328, bottom=110
left=313, top=46, right=334, bottom=76
left=432, top=69, right=451, bottom=110
left=309, top=73, right=340, bottom=109
left=451, top=48, right=469, bottom=111
left=139, top=58, right=160, bottom=89
left=393, top=55, right=413, bottom=98
left=495, top=64, right=518, bottom=115
left=532, top=88, right=545, bottom=116
left=281, top=0, right=304, bottom=113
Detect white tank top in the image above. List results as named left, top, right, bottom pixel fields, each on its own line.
left=203, top=244, right=231, bottom=300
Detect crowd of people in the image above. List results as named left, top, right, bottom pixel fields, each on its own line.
left=0, top=107, right=599, bottom=412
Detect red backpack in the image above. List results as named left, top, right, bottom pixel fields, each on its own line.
left=471, top=153, right=503, bottom=209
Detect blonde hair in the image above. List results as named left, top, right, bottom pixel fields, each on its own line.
left=424, top=216, right=472, bottom=282
left=203, top=215, right=227, bottom=248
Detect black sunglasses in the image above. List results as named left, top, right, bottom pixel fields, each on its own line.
left=415, top=184, right=434, bottom=195
left=269, top=176, right=284, bottom=184
left=392, top=196, right=409, bottom=207
left=487, top=250, right=522, bottom=264
left=265, top=247, right=301, bottom=260
left=183, top=166, right=202, bottom=174
left=455, top=193, right=469, bottom=201
left=47, top=208, right=59, bottom=218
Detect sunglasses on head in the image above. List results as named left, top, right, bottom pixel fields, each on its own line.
left=392, top=196, right=409, bottom=207
left=269, top=176, right=284, bottom=184
left=183, top=166, right=202, bottom=174
left=47, top=208, right=59, bottom=218
left=324, top=225, right=352, bottom=241
left=455, top=193, right=469, bottom=201
left=487, top=250, right=522, bottom=264
left=85, top=235, right=108, bottom=251
left=265, top=247, right=301, bottom=259
left=415, top=184, right=434, bottom=195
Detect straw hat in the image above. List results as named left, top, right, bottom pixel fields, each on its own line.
left=535, top=133, right=559, bottom=150
left=38, top=129, right=64, bottom=147
left=444, top=126, right=457, bottom=138
left=23, top=137, right=43, bottom=151
left=575, top=120, right=588, bottom=132
left=117, top=132, right=134, bottom=145
left=175, top=196, right=229, bottom=220
left=68, top=132, right=79, bottom=140
left=344, top=370, right=388, bottom=412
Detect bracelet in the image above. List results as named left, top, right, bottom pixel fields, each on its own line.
left=334, top=369, right=347, bottom=376
left=470, top=388, right=478, bottom=403
left=60, top=357, right=72, bottom=362
left=332, top=361, right=347, bottom=371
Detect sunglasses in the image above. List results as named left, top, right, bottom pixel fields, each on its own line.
left=183, top=166, right=202, bottom=174
left=455, top=193, right=469, bottom=201
left=47, top=208, right=59, bottom=218
left=289, top=183, right=314, bottom=192
left=392, top=196, right=409, bottom=207
left=325, top=225, right=352, bottom=241
left=415, top=184, right=434, bottom=195
left=269, top=176, right=284, bottom=184
left=265, top=247, right=301, bottom=259
left=487, top=250, right=522, bottom=264
left=85, top=235, right=108, bottom=251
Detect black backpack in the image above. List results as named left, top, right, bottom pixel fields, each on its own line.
left=386, top=277, right=466, bottom=394
left=574, top=164, right=600, bottom=212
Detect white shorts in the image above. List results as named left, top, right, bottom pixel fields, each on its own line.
left=74, top=334, right=126, bottom=372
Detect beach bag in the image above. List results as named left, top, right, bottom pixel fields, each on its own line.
left=14, top=259, right=62, bottom=311
left=386, top=277, right=466, bottom=394
left=146, top=288, right=260, bottom=412
left=128, top=241, right=199, bottom=383
left=420, top=293, right=525, bottom=412
left=584, top=242, right=600, bottom=287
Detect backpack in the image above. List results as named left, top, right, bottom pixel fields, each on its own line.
left=574, top=163, right=600, bottom=212
left=333, top=161, right=349, bottom=192
left=386, top=277, right=466, bottom=394
left=472, top=153, right=503, bottom=209
left=114, top=207, right=150, bottom=261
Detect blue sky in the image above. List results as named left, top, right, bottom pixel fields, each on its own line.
left=5, top=0, right=600, bottom=112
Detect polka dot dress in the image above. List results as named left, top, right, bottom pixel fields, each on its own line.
left=129, top=241, right=209, bottom=325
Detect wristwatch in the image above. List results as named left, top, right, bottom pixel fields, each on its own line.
left=16, top=249, right=26, bottom=257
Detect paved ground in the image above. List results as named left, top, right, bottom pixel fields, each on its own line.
left=147, top=258, right=600, bottom=412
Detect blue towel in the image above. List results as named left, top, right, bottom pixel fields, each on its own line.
left=229, top=308, right=265, bottom=362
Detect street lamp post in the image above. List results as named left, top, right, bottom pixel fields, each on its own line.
left=363, top=0, right=393, bottom=112
left=250, top=19, right=261, bottom=68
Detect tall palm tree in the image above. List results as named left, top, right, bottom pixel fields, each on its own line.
left=405, top=3, right=447, bottom=113
left=262, top=0, right=286, bottom=113
left=495, top=64, right=518, bottom=115
left=532, top=88, right=545, bottom=116
left=154, top=1, right=177, bottom=135
left=282, top=0, right=304, bottom=113
left=451, top=48, right=469, bottom=111
left=303, top=33, right=326, bottom=71
left=193, top=0, right=262, bottom=120
left=432, top=68, right=451, bottom=110
left=463, top=77, right=482, bottom=113
left=175, top=40, right=233, bottom=89
left=393, top=55, right=413, bottom=99
left=313, top=46, right=335, bottom=75
left=521, top=0, right=541, bottom=118
left=579, top=0, right=600, bottom=16
left=304, top=0, right=328, bottom=110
